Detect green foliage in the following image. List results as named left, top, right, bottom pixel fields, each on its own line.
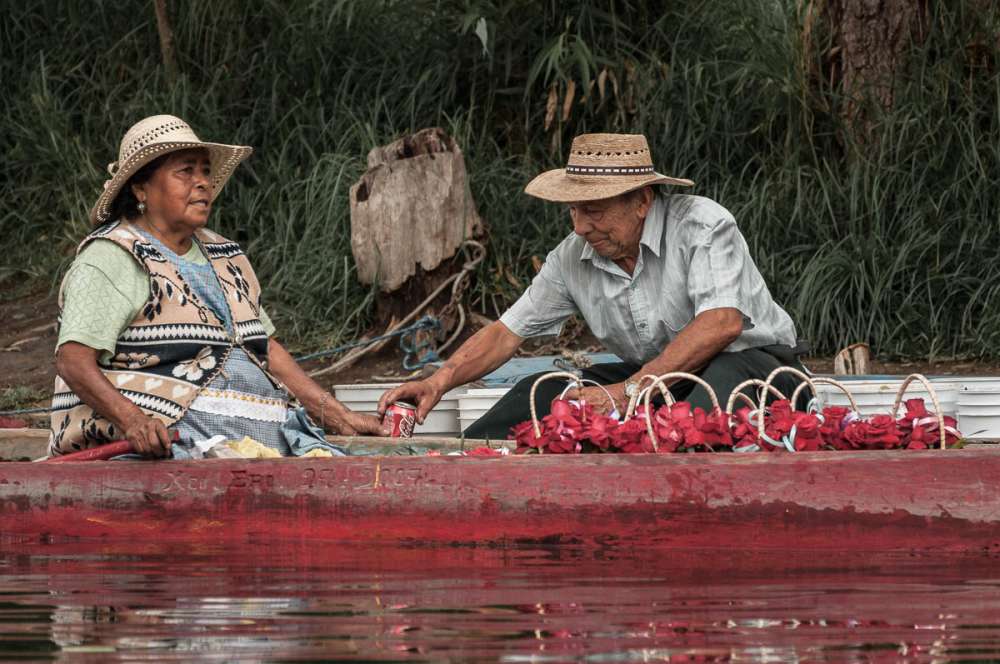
left=0, top=386, right=47, bottom=412
left=1, top=0, right=998, bottom=358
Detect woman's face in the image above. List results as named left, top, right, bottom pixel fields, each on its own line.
left=132, top=148, right=213, bottom=232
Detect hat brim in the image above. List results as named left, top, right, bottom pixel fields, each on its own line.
left=524, top=168, right=694, bottom=203
left=89, top=141, right=252, bottom=226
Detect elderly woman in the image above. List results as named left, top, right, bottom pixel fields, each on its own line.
left=49, top=115, right=382, bottom=457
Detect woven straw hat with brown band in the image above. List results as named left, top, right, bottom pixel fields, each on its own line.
left=90, top=115, right=253, bottom=226
left=524, top=133, right=694, bottom=203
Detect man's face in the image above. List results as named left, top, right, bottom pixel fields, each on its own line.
left=566, top=189, right=650, bottom=261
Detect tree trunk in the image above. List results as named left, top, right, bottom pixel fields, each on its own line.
left=826, top=0, right=926, bottom=139
left=349, top=128, right=483, bottom=327
left=153, top=0, right=178, bottom=83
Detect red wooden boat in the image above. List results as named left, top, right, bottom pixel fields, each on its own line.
left=3, top=436, right=1000, bottom=552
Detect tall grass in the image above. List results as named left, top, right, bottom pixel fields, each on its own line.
left=1, top=0, right=998, bottom=359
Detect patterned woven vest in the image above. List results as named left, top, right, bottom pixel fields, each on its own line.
left=49, top=221, right=274, bottom=455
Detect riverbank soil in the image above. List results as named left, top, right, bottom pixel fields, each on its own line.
left=3, top=289, right=1000, bottom=417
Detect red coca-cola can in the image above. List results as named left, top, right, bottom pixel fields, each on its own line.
left=382, top=401, right=416, bottom=438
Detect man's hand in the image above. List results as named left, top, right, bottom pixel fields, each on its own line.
left=121, top=412, right=172, bottom=458
left=563, top=382, right=627, bottom=417
left=377, top=378, right=445, bottom=425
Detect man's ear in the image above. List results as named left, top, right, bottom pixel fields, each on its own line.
left=636, top=186, right=654, bottom=218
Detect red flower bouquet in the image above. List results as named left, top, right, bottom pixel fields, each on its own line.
left=896, top=398, right=961, bottom=449
left=507, top=371, right=963, bottom=455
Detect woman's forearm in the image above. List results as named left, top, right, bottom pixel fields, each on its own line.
left=266, top=338, right=353, bottom=427
left=55, top=342, right=145, bottom=431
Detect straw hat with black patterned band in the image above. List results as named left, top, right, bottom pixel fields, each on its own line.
left=89, top=114, right=253, bottom=226
left=524, top=133, right=694, bottom=203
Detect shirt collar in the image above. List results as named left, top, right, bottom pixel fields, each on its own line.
left=579, top=193, right=665, bottom=263
left=639, top=194, right=664, bottom=258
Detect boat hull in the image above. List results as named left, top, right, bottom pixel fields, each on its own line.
left=3, top=450, right=1000, bottom=551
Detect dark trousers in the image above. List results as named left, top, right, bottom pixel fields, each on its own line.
left=462, top=345, right=807, bottom=440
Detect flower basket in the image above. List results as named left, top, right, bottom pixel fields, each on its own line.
left=508, top=369, right=964, bottom=454
left=891, top=374, right=962, bottom=450
left=513, top=371, right=624, bottom=454
left=735, top=369, right=961, bottom=452
left=639, top=372, right=730, bottom=453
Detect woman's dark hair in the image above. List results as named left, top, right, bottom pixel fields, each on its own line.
left=107, top=154, right=170, bottom=221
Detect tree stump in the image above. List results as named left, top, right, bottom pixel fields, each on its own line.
left=349, top=128, right=483, bottom=328
left=833, top=342, right=871, bottom=375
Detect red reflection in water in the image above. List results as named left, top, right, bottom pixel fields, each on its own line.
left=2, top=541, right=1000, bottom=661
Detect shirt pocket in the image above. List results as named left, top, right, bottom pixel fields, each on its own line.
left=652, top=295, right=692, bottom=335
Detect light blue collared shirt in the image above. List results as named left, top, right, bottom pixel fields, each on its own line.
left=499, top=194, right=798, bottom=365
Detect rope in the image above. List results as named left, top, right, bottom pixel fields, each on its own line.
left=293, top=316, right=440, bottom=363
left=307, top=239, right=485, bottom=378
left=0, top=406, right=52, bottom=417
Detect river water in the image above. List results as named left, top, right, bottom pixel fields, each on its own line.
left=2, top=541, right=1000, bottom=662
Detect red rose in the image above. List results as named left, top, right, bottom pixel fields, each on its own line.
left=510, top=419, right=545, bottom=451
left=466, top=446, right=504, bottom=456
left=897, top=398, right=962, bottom=450
left=581, top=412, right=619, bottom=451
left=819, top=406, right=852, bottom=450
left=843, top=414, right=903, bottom=450
left=649, top=402, right=689, bottom=453
left=680, top=407, right=733, bottom=451
left=762, top=399, right=796, bottom=452
left=612, top=416, right=655, bottom=453
left=792, top=412, right=823, bottom=451
left=730, top=407, right=761, bottom=450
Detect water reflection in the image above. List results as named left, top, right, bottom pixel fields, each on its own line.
left=2, top=541, right=1000, bottom=661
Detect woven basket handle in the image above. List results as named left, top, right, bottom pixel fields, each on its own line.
left=623, top=374, right=671, bottom=421
left=756, top=366, right=818, bottom=440
left=643, top=372, right=721, bottom=452
left=528, top=371, right=584, bottom=441
left=725, top=379, right=787, bottom=415
left=791, top=376, right=859, bottom=413
left=892, top=373, right=948, bottom=450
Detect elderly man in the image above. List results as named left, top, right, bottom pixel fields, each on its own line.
left=379, top=133, right=806, bottom=439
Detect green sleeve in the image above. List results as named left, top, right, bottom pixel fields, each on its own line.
left=259, top=306, right=276, bottom=337
left=57, top=241, right=149, bottom=355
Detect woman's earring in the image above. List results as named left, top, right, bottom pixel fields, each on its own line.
left=137, top=201, right=146, bottom=214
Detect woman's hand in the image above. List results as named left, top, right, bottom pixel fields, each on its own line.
left=317, top=403, right=386, bottom=436
left=268, top=339, right=389, bottom=437
left=342, top=411, right=387, bottom=436
left=121, top=412, right=173, bottom=458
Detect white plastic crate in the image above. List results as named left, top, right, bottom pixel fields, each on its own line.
left=333, top=383, right=465, bottom=435
left=956, top=381, right=1000, bottom=440
left=812, top=378, right=958, bottom=419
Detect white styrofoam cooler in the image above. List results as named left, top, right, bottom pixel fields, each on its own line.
left=956, top=381, right=1000, bottom=440
left=333, top=383, right=466, bottom=435
left=813, top=379, right=959, bottom=419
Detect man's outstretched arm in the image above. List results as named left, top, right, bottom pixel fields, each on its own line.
left=377, top=321, right=523, bottom=424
